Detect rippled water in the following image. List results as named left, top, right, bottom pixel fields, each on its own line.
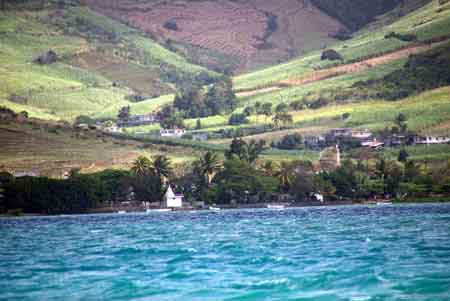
left=1, top=204, right=450, bottom=300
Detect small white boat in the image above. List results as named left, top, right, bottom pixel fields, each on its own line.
left=117, top=210, right=127, bottom=214
left=267, top=204, right=285, bottom=209
left=376, top=202, right=392, bottom=206
left=209, top=206, right=221, bottom=211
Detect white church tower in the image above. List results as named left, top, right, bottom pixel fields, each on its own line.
left=163, top=185, right=183, bottom=208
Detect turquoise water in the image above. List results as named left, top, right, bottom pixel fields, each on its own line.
left=1, top=204, right=450, bottom=301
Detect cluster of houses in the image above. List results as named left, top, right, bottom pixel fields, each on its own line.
left=117, top=114, right=159, bottom=127
left=160, top=128, right=186, bottom=138
left=304, top=128, right=450, bottom=150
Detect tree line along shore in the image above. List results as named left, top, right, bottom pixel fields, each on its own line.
left=1, top=137, right=450, bottom=216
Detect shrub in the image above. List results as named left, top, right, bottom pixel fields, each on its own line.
left=74, top=115, right=96, bottom=126
left=126, top=94, right=145, bottom=103
left=384, top=32, right=417, bottom=42
left=321, top=49, right=343, bottom=61
left=34, top=50, right=58, bottom=65
left=342, top=112, right=351, bottom=120
left=330, top=28, right=352, bottom=41
left=9, top=94, right=27, bottom=104
left=163, top=19, right=178, bottom=31
left=289, top=100, right=305, bottom=111
left=277, top=133, right=303, bottom=150
left=228, top=113, right=249, bottom=125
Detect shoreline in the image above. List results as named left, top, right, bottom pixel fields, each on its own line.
left=3, top=199, right=450, bottom=217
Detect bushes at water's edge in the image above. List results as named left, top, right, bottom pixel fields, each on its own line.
left=0, top=169, right=163, bottom=214
left=2, top=141, right=450, bottom=214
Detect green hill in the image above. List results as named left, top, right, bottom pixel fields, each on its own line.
left=0, top=4, right=218, bottom=121
left=1, top=0, right=450, bottom=175
left=234, top=0, right=450, bottom=91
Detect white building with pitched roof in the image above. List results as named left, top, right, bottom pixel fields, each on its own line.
left=163, top=185, right=183, bottom=208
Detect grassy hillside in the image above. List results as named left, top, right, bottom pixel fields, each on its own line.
left=0, top=5, right=217, bottom=121
left=234, top=0, right=450, bottom=91
left=85, top=0, right=346, bottom=73
left=0, top=121, right=200, bottom=177
left=310, top=0, right=430, bottom=31
left=205, top=87, right=450, bottom=143
left=1, top=0, right=450, bottom=176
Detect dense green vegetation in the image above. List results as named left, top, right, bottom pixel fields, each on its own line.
left=347, top=42, right=450, bottom=100
left=310, top=0, right=416, bottom=31
left=172, top=78, right=237, bottom=119
left=234, top=0, right=450, bottom=91
left=3, top=139, right=450, bottom=215
left=1, top=0, right=450, bottom=193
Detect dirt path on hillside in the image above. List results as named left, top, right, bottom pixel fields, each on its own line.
left=236, top=36, right=450, bottom=98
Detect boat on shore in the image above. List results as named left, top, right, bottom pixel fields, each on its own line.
left=209, top=206, right=221, bottom=211
left=267, top=204, right=286, bottom=209
left=376, top=201, right=393, bottom=206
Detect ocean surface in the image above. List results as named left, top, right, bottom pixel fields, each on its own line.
left=1, top=204, right=450, bottom=301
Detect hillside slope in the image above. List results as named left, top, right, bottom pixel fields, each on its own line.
left=234, top=0, right=450, bottom=91
left=310, top=0, right=431, bottom=31
left=2, top=0, right=450, bottom=175
left=85, top=0, right=346, bottom=73
left=0, top=5, right=217, bottom=121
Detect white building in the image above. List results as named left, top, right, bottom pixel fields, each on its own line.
left=413, top=136, right=450, bottom=145
left=103, top=124, right=120, bottom=133
left=313, top=193, right=324, bottom=203
left=351, top=129, right=372, bottom=140
left=163, top=185, right=183, bottom=208
left=160, top=128, right=186, bottom=138
left=192, top=133, right=208, bottom=141
left=13, top=171, right=40, bottom=178
left=361, top=139, right=385, bottom=149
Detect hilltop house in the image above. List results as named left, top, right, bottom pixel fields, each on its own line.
left=361, top=139, right=385, bottom=149
left=385, top=134, right=408, bottom=147
left=192, top=133, right=209, bottom=142
left=413, top=136, right=450, bottom=145
left=351, top=129, right=373, bottom=140
left=304, top=135, right=326, bottom=150
left=102, top=123, right=120, bottom=133
left=160, top=128, right=186, bottom=138
left=163, top=185, right=183, bottom=208
left=328, top=128, right=352, bottom=139
left=13, top=171, right=40, bottom=178
left=326, top=128, right=372, bottom=145
left=118, top=114, right=159, bottom=127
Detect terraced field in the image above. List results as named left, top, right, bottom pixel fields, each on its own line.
left=0, top=7, right=210, bottom=121
left=236, top=37, right=449, bottom=98
left=234, top=0, right=450, bottom=90
left=0, top=122, right=199, bottom=177
left=209, top=87, right=450, bottom=145
left=86, top=0, right=344, bottom=72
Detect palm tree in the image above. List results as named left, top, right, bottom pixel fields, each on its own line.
left=131, top=156, right=151, bottom=176
left=151, top=155, right=173, bottom=181
left=275, top=161, right=294, bottom=192
left=261, top=160, right=279, bottom=177
left=199, top=151, right=221, bottom=185
left=273, top=112, right=293, bottom=128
